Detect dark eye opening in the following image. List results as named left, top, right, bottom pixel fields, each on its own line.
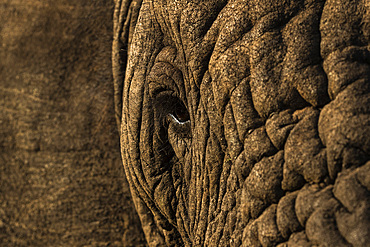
left=152, top=91, right=190, bottom=126
left=152, top=91, right=191, bottom=139
left=173, top=101, right=190, bottom=123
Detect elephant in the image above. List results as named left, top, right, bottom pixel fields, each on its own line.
left=112, top=0, right=369, bottom=246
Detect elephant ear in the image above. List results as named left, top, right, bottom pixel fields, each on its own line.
left=112, top=0, right=142, bottom=134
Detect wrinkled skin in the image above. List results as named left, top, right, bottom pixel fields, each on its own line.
left=114, top=0, right=370, bottom=246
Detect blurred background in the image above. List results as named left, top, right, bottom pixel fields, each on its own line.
left=0, top=0, right=145, bottom=246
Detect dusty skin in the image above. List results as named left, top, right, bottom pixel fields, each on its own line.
left=114, top=0, right=370, bottom=246
left=0, top=1, right=145, bottom=246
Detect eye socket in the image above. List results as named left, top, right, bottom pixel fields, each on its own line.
left=152, top=91, right=191, bottom=139
left=172, top=101, right=190, bottom=123
left=167, top=98, right=191, bottom=139
left=152, top=91, right=190, bottom=124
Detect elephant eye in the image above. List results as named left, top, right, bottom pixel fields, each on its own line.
left=172, top=101, right=190, bottom=123
left=152, top=91, right=191, bottom=139
left=152, top=91, right=190, bottom=127
left=152, top=90, right=191, bottom=148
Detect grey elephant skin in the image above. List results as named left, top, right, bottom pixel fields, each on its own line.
left=0, top=1, right=146, bottom=246
left=114, top=0, right=370, bottom=246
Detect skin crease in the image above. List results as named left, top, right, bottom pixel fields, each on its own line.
left=114, top=0, right=370, bottom=246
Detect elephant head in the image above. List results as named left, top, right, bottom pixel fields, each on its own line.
left=113, top=0, right=370, bottom=246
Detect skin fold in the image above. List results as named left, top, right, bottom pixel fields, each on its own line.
left=113, top=0, right=370, bottom=246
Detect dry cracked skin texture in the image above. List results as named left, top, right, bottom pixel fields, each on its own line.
left=113, top=0, right=370, bottom=246
left=0, top=1, right=146, bottom=246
